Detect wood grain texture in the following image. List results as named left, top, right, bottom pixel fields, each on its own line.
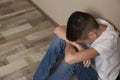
left=0, top=0, right=57, bottom=80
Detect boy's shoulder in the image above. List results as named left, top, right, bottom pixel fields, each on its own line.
left=95, top=18, right=119, bottom=40
left=91, top=18, right=119, bottom=54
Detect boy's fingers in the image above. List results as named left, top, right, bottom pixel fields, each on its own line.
left=84, top=60, right=89, bottom=67
left=86, top=60, right=91, bottom=68
left=83, top=60, right=91, bottom=68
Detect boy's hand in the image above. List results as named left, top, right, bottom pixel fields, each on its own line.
left=83, top=59, right=91, bottom=68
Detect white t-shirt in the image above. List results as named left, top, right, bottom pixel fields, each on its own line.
left=91, top=18, right=120, bottom=80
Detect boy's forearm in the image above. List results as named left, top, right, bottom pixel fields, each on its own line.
left=66, top=48, right=99, bottom=64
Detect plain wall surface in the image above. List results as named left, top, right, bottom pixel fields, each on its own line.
left=32, top=0, right=120, bottom=31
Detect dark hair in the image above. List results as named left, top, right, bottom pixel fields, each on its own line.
left=66, top=11, right=99, bottom=41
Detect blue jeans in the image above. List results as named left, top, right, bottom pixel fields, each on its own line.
left=33, top=37, right=98, bottom=80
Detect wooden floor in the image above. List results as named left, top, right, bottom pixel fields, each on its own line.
left=0, top=0, right=56, bottom=80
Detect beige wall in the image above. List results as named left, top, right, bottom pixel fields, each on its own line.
left=32, top=0, right=120, bottom=31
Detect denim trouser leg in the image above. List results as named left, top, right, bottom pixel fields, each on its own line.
left=74, top=62, right=98, bottom=80
left=49, top=61, right=98, bottom=80
left=48, top=60, right=74, bottom=80
left=33, top=37, right=66, bottom=80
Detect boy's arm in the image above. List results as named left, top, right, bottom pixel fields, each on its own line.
left=65, top=43, right=99, bottom=64
left=54, top=26, right=93, bottom=67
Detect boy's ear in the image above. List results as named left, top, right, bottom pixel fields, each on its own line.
left=88, top=31, right=97, bottom=39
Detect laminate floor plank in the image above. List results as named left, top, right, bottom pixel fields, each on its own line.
left=0, top=0, right=57, bottom=80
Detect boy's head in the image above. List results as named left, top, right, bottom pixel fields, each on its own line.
left=66, top=11, right=99, bottom=44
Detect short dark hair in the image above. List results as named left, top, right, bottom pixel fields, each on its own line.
left=66, top=11, right=99, bottom=41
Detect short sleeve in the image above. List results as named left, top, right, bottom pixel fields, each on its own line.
left=91, top=39, right=117, bottom=59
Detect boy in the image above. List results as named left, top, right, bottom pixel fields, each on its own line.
left=33, top=11, right=120, bottom=80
